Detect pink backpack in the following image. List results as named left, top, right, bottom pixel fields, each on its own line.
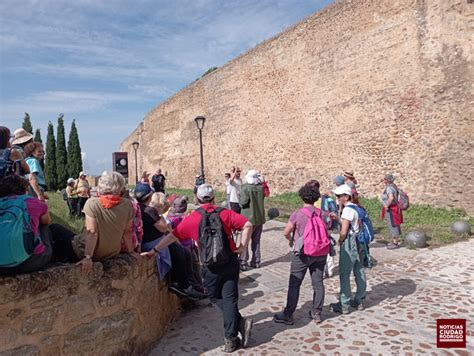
left=300, top=207, right=330, bottom=256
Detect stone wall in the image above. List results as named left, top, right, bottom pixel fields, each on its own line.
left=121, top=0, right=473, bottom=213
left=0, top=255, right=180, bottom=356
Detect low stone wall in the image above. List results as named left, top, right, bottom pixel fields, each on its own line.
left=0, top=255, right=180, bottom=356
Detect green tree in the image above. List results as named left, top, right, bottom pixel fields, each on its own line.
left=22, top=113, right=33, bottom=134
left=67, top=119, right=83, bottom=178
left=34, top=128, right=42, bottom=143
left=44, top=121, right=58, bottom=190
left=56, top=114, right=68, bottom=188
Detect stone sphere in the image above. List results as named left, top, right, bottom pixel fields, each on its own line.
left=267, top=207, right=280, bottom=220
left=451, top=220, right=471, bottom=236
left=405, top=230, right=427, bottom=248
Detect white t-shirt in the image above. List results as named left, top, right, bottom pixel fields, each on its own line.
left=225, top=179, right=231, bottom=195
left=341, top=202, right=360, bottom=234
left=228, top=178, right=242, bottom=203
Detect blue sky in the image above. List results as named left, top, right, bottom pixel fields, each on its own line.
left=0, top=0, right=332, bottom=175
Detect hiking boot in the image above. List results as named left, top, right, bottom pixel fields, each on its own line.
left=239, top=317, right=253, bottom=348
left=250, top=262, right=261, bottom=268
left=330, top=302, right=350, bottom=315
left=223, top=337, right=241, bottom=353
left=308, top=310, right=322, bottom=324
left=349, top=299, right=365, bottom=311
left=240, top=263, right=249, bottom=272
left=386, top=242, right=400, bottom=250
left=273, top=311, right=294, bottom=325
left=184, top=286, right=207, bottom=301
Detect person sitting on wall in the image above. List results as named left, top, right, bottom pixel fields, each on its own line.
left=49, top=171, right=135, bottom=274
left=0, top=174, right=53, bottom=274
left=134, top=184, right=205, bottom=300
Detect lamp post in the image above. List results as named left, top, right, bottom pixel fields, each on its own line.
left=132, top=141, right=139, bottom=184
left=194, top=116, right=206, bottom=183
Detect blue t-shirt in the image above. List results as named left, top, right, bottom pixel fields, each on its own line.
left=25, top=157, right=46, bottom=188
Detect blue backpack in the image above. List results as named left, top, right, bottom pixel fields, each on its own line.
left=346, top=205, right=375, bottom=245
left=0, top=195, right=39, bottom=267
left=320, top=195, right=339, bottom=230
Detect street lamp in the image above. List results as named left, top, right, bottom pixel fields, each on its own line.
left=194, top=116, right=206, bottom=183
left=132, top=141, right=139, bottom=184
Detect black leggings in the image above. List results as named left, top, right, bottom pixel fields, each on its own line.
left=49, top=223, right=80, bottom=263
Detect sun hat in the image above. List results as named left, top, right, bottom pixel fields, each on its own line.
left=134, top=183, right=154, bottom=202
left=332, top=184, right=353, bottom=197
left=67, top=178, right=75, bottom=184
left=11, top=128, right=34, bottom=145
left=196, top=184, right=214, bottom=202
left=343, top=170, right=355, bottom=180
left=334, top=175, right=345, bottom=186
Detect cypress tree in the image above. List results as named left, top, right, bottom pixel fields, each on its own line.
left=22, top=113, right=33, bottom=134
left=67, top=119, right=83, bottom=178
left=34, top=128, right=42, bottom=143
left=56, top=114, right=68, bottom=188
left=44, top=121, right=58, bottom=190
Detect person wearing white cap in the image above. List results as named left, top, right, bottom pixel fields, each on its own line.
left=66, top=178, right=79, bottom=216
left=142, top=183, right=254, bottom=353
left=328, top=184, right=366, bottom=315
left=76, top=171, right=90, bottom=216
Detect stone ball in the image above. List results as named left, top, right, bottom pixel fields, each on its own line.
left=267, top=207, right=280, bottom=220
left=405, top=230, right=427, bottom=248
left=451, top=220, right=471, bottom=236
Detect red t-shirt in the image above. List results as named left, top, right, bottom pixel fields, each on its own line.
left=172, top=204, right=248, bottom=251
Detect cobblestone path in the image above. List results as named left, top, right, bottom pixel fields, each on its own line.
left=151, top=220, right=473, bottom=355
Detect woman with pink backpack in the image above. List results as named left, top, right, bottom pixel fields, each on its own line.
left=273, top=181, right=330, bottom=325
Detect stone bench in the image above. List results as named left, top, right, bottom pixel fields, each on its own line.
left=0, top=255, right=180, bottom=355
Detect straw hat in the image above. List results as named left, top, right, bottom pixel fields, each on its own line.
left=11, top=128, right=34, bottom=145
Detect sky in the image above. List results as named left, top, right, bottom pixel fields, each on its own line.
left=0, top=0, right=333, bottom=175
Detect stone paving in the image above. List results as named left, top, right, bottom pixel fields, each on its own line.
left=151, top=220, right=473, bottom=355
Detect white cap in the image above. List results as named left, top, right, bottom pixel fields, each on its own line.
left=196, top=184, right=214, bottom=202
left=67, top=178, right=75, bottom=184
left=245, top=169, right=260, bottom=184
left=79, top=171, right=87, bottom=177
left=332, top=184, right=353, bottom=196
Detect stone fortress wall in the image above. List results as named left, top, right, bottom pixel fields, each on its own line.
left=121, top=0, right=473, bottom=213
left=0, top=256, right=180, bottom=355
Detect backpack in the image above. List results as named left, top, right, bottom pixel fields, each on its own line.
left=299, top=207, right=331, bottom=257
left=345, top=205, right=375, bottom=245
left=196, top=207, right=231, bottom=267
left=261, top=181, right=270, bottom=197
left=0, top=148, right=14, bottom=178
left=320, top=195, right=339, bottom=230
left=0, top=195, right=39, bottom=267
left=60, top=188, right=68, bottom=201
left=393, top=184, right=410, bottom=211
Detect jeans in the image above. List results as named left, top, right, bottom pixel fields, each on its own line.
left=50, top=223, right=80, bottom=262
left=284, top=253, right=327, bottom=316
left=0, top=225, right=53, bottom=274
left=239, top=224, right=263, bottom=265
left=229, top=202, right=241, bottom=214
left=203, top=256, right=242, bottom=339
left=339, top=237, right=366, bottom=308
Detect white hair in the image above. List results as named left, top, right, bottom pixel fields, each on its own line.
left=98, top=171, right=125, bottom=195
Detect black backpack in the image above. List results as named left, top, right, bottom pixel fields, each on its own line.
left=196, top=207, right=231, bottom=267
left=0, top=149, right=13, bottom=179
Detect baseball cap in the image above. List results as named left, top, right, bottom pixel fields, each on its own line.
left=67, top=178, right=75, bottom=184
left=383, top=173, right=395, bottom=183
left=332, top=184, right=353, bottom=196
left=196, top=184, right=214, bottom=202
left=79, top=171, right=87, bottom=177
left=245, top=169, right=260, bottom=184
left=134, top=183, right=154, bottom=202
left=172, top=196, right=188, bottom=214
left=334, top=175, right=345, bottom=186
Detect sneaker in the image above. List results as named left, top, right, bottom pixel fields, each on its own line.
left=184, top=286, right=207, bottom=301
left=240, top=263, right=249, bottom=272
left=250, top=262, right=261, bottom=268
left=387, top=242, right=400, bottom=250
left=308, top=310, right=322, bottom=324
left=223, top=337, right=241, bottom=353
left=349, top=299, right=365, bottom=311
left=168, top=283, right=188, bottom=298
left=329, top=302, right=350, bottom=315
left=239, top=317, right=253, bottom=348
left=273, top=311, right=294, bottom=325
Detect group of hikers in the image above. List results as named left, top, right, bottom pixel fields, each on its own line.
left=1, top=123, right=408, bottom=353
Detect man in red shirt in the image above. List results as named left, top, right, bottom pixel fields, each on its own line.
left=142, top=184, right=254, bottom=352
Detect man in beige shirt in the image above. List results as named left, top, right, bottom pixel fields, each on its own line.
left=76, top=171, right=91, bottom=217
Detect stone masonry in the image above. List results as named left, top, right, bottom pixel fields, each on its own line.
left=0, top=255, right=180, bottom=356
left=120, top=0, right=473, bottom=213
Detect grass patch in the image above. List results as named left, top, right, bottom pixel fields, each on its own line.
left=47, top=192, right=83, bottom=234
